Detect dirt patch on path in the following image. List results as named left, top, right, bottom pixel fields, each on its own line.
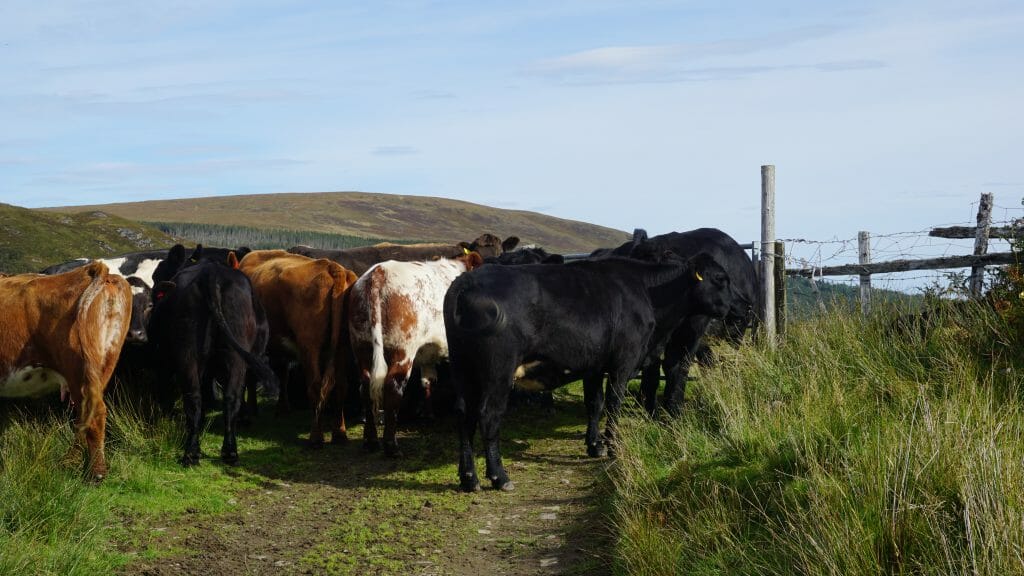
left=124, top=389, right=614, bottom=575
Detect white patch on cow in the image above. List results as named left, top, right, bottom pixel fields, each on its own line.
left=98, top=257, right=127, bottom=276
left=513, top=361, right=547, bottom=392
left=130, top=284, right=146, bottom=296
left=130, top=259, right=161, bottom=287
left=513, top=361, right=542, bottom=379
left=0, top=366, right=67, bottom=398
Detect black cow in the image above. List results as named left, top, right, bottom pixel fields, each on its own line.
left=483, top=246, right=564, bottom=266
left=151, top=244, right=252, bottom=285
left=443, top=253, right=733, bottom=492
left=40, top=249, right=170, bottom=286
left=607, top=228, right=758, bottom=416
left=148, top=259, right=276, bottom=466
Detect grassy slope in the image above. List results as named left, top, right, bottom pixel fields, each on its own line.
left=40, top=192, right=631, bottom=254
left=0, top=203, right=176, bottom=273
left=610, top=303, right=1024, bottom=575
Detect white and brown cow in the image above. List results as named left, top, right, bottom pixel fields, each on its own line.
left=0, top=262, right=132, bottom=479
left=348, top=251, right=484, bottom=455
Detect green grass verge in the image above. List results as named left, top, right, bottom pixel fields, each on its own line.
left=610, top=302, right=1024, bottom=575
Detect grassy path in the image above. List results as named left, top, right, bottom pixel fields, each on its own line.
left=122, top=385, right=613, bottom=575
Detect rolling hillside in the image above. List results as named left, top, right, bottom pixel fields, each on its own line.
left=41, top=192, right=631, bottom=254
left=0, top=203, right=176, bottom=273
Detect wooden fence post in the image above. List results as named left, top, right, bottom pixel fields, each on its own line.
left=858, top=231, right=871, bottom=315
left=774, top=240, right=786, bottom=336
left=971, top=192, right=994, bottom=298
left=761, top=165, right=776, bottom=345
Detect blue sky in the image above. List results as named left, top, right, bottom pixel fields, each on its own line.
left=1, top=0, right=1022, bottom=268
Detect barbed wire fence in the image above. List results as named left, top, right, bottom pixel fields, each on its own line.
left=778, top=197, right=1024, bottom=303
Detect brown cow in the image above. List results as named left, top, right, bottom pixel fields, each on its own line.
left=238, top=250, right=359, bottom=446
left=0, top=262, right=131, bottom=479
left=288, top=233, right=519, bottom=276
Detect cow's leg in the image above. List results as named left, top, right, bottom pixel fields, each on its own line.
left=361, top=372, right=380, bottom=452
left=419, top=364, right=438, bottom=420
left=452, top=356, right=481, bottom=492
left=662, top=317, right=711, bottom=417
left=328, top=366, right=349, bottom=445
left=180, top=365, right=204, bottom=466
left=220, top=359, right=245, bottom=465
left=639, top=365, right=661, bottom=418
left=583, top=374, right=607, bottom=457
left=480, top=379, right=513, bottom=491
left=272, top=354, right=292, bottom=415
left=303, top=349, right=328, bottom=448
left=382, top=364, right=411, bottom=457
left=602, top=366, right=635, bottom=458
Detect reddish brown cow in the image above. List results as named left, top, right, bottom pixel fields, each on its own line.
left=289, top=233, right=519, bottom=276
left=0, top=262, right=131, bottom=479
left=239, top=250, right=359, bottom=446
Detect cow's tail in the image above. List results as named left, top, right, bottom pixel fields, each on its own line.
left=446, top=276, right=506, bottom=336
left=75, top=262, right=130, bottom=433
left=367, top=277, right=388, bottom=410
left=318, top=265, right=349, bottom=406
left=207, top=276, right=277, bottom=386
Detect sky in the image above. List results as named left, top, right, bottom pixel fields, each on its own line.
left=1, top=0, right=1022, bottom=279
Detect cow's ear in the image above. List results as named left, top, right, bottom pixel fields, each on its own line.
left=227, top=251, right=240, bottom=269
left=632, top=228, right=648, bottom=245
left=457, top=241, right=472, bottom=252
left=466, top=252, right=484, bottom=270
left=153, top=280, right=176, bottom=301
left=188, top=244, right=203, bottom=263
left=167, top=244, right=187, bottom=264
left=235, top=246, right=251, bottom=259
left=126, top=276, right=149, bottom=289
left=501, top=236, right=520, bottom=252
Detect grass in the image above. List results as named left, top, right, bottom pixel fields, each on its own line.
left=0, top=203, right=175, bottom=274
left=609, top=301, right=1024, bottom=575
left=0, top=381, right=607, bottom=575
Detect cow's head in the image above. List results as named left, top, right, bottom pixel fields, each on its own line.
left=686, top=252, right=732, bottom=318
left=455, top=250, right=485, bottom=271
left=124, top=276, right=153, bottom=344
left=461, top=234, right=520, bottom=259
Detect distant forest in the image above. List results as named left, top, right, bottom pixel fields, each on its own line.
left=143, top=221, right=420, bottom=251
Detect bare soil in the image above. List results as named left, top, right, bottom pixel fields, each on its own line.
left=122, top=391, right=614, bottom=576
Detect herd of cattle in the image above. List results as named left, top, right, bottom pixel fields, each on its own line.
left=0, top=228, right=757, bottom=490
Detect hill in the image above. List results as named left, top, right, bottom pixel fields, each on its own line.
left=41, top=192, right=631, bottom=254
left=0, top=204, right=176, bottom=274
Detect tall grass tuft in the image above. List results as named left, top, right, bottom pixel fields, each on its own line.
left=610, top=301, right=1024, bottom=575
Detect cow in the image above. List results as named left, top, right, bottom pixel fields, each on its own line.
left=0, top=262, right=131, bottom=479
left=40, top=249, right=169, bottom=287
left=608, top=228, right=758, bottom=416
left=289, top=234, right=518, bottom=276
left=148, top=257, right=276, bottom=466
left=151, top=243, right=252, bottom=286
left=348, top=252, right=484, bottom=456
left=443, top=253, right=733, bottom=491
left=483, top=246, right=564, bottom=266
left=238, top=250, right=359, bottom=446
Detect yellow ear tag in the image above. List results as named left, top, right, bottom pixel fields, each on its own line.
left=463, top=247, right=471, bottom=255
left=695, top=271, right=703, bottom=282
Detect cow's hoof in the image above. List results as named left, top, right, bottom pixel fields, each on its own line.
left=491, top=478, right=515, bottom=491
left=460, top=477, right=482, bottom=493
left=331, top=433, right=349, bottom=445
left=363, top=440, right=380, bottom=453
left=586, top=443, right=608, bottom=458
left=221, top=451, right=239, bottom=465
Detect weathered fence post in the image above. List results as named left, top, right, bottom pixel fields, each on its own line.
left=970, top=192, right=994, bottom=298
left=774, top=240, right=786, bottom=335
left=858, top=231, right=871, bottom=315
left=761, top=165, right=776, bottom=345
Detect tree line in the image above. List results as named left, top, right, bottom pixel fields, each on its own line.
left=143, top=221, right=420, bottom=251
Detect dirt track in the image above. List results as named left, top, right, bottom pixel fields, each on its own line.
left=123, top=390, right=614, bottom=576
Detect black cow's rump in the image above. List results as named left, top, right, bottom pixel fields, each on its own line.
left=148, top=260, right=274, bottom=466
